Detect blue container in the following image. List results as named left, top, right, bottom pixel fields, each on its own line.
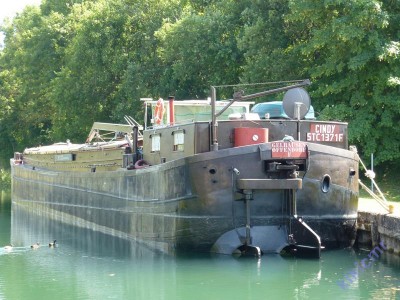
left=251, top=101, right=315, bottom=120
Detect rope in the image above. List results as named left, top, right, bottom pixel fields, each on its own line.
left=358, top=155, right=391, bottom=212
left=358, top=180, right=389, bottom=211
left=212, top=80, right=307, bottom=89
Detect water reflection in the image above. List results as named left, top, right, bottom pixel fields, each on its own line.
left=0, top=190, right=11, bottom=248
left=0, top=192, right=399, bottom=299
left=11, top=203, right=161, bottom=259
left=0, top=190, right=11, bottom=210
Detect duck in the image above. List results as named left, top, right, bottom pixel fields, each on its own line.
left=30, top=242, right=40, bottom=249
left=49, top=240, right=57, bottom=247
left=3, top=244, right=13, bottom=251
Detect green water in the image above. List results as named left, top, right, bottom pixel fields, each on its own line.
left=1, top=191, right=400, bottom=300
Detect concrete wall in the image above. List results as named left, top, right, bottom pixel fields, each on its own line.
left=357, top=210, right=400, bottom=255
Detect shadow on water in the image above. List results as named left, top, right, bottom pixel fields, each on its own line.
left=0, top=190, right=11, bottom=211
left=3, top=192, right=400, bottom=299
left=0, top=190, right=11, bottom=245
left=6, top=196, right=329, bottom=298
left=10, top=203, right=163, bottom=260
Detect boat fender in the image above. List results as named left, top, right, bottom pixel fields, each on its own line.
left=134, top=159, right=151, bottom=169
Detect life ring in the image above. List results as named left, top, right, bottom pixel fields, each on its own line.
left=134, top=159, right=150, bottom=169
left=154, top=98, right=165, bottom=125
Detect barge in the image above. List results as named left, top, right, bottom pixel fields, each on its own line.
left=10, top=80, right=359, bottom=258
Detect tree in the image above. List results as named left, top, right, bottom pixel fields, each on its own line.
left=49, top=0, right=186, bottom=140
left=0, top=6, right=68, bottom=154
left=285, top=0, right=400, bottom=165
left=237, top=0, right=300, bottom=83
left=1, top=0, right=399, bottom=169
left=156, top=0, right=248, bottom=99
left=49, top=0, right=130, bottom=141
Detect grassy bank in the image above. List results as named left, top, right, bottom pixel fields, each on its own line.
left=359, top=166, right=400, bottom=202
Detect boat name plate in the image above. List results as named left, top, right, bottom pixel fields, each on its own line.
left=271, top=142, right=307, bottom=159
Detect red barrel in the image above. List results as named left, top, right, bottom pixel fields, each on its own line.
left=234, top=127, right=269, bottom=147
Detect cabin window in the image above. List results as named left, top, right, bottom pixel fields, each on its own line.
left=173, top=130, right=184, bottom=151
left=54, top=153, right=75, bottom=162
left=151, top=134, right=161, bottom=152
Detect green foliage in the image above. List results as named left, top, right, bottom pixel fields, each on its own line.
left=49, top=0, right=130, bottom=141
left=40, top=0, right=87, bottom=16
left=0, top=169, right=11, bottom=189
left=237, top=0, right=300, bottom=83
left=156, top=0, right=247, bottom=99
left=283, top=0, right=400, bottom=164
left=0, top=6, right=60, bottom=156
left=113, top=0, right=185, bottom=119
left=48, top=0, right=186, bottom=140
left=0, top=0, right=399, bottom=169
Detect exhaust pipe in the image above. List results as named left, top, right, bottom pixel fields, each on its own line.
left=168, top=96, right=175, bottom=125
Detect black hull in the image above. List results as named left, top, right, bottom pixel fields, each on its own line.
left=11, top=142, right=359, bottom=255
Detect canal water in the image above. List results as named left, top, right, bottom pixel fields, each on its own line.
left=1, top=190, right=400, bottom=300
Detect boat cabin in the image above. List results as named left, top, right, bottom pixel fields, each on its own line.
left=141, top=93, right=348, bottom=166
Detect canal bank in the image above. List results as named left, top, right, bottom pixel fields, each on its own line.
left=357, top=197, right=400, bottom=255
